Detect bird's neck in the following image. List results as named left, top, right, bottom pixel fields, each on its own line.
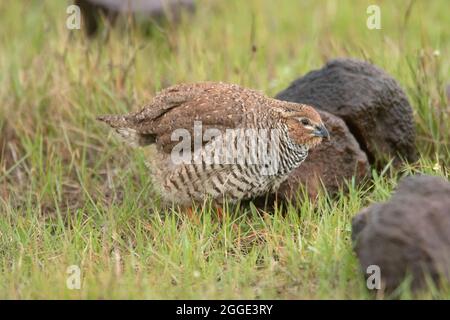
left=278, top=125, right=309, bottom=175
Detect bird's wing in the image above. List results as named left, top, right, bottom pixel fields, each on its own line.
left=99, top=82, right=266, bottom=153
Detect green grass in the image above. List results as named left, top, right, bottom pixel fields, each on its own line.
left=0, top=0, right=449, bottom=299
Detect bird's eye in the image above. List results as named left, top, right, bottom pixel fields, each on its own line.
left=300, top=118, right=310, bottom=126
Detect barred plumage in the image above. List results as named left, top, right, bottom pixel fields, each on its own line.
left=98, top=82, right=328, bottom=207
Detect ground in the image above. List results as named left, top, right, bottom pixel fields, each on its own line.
left=0, top=0, right=448, bottom=299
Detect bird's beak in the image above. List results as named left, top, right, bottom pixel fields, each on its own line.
left=313, top=124, right=330, bottom=140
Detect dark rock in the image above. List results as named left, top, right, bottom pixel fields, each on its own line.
left=276, top=58, right=418, bottom=167
left=352, top=175, right=450, bottom=293
left=75, top=0, right=195, bottom=36
left=279, top=110, right=370, bottom=199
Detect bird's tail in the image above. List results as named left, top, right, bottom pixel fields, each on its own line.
left=97, top=114, right=156, bottom=147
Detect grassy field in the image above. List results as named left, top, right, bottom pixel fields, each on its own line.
left=0, top=0, right=449, bottom=299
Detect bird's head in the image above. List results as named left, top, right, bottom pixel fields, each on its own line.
left=275, top=102, right=329, bottom=149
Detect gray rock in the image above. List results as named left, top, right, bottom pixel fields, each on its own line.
left=276, top=58, right=418, bottom=167
left=75, top=0, right=195, bottom=35
left=352, top=175, right=450, bottom=293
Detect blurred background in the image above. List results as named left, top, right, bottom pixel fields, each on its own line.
left=0, top=0, right=448, bottom=299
